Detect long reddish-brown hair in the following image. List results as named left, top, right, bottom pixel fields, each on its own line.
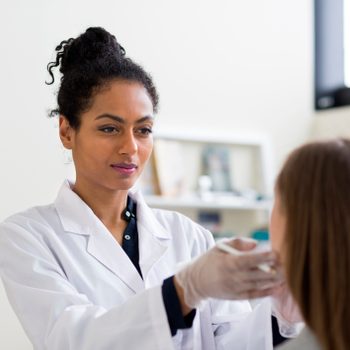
left=276, top=139, right=350, bottom=350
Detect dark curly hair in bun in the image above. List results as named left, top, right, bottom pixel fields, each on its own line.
left=46, top=27, right=159, bottom=129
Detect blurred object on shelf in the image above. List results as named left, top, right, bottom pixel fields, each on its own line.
left=201, top=145, right=233, bottom=192
left=197, top=175, right=213, bottom=201
left=250, top=227, right=269, bottom=241
left=197, top=211, right=222, bottom=237
left=239, top=188, right=260, bottom=201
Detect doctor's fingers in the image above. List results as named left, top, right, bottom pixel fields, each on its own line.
left=226, top=274, right=283, bottom=293
left=224, top=251, right=278, bottom=270
left=240, top=268, right=284, bottom=283
left=221, top=279, right=279, bottom=299
left=228, top=237, right=257, bottom=251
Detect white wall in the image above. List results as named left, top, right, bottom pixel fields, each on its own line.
left=1, top=0, right=345, bottom=348
left=311, top=106, right=350, bottom=139
left=0, top=0, right=316, bottom=218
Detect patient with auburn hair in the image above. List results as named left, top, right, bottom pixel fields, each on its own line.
left=270, top=139, right=350, bottom=350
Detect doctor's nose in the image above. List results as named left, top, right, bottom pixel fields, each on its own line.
left=118, top=132, right=138, bottom=155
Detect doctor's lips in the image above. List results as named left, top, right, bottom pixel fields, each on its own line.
left=110, top=163, right=137, bottom=175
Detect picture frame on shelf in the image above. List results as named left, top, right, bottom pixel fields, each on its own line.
left=137, top=152, right=161, bottom=195
left=152, top=139, right=186, bottom=196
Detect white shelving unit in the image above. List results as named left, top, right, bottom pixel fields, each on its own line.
left=142, top=127, right=275, bottom=237
left=145, top=194, right=271, bottom=211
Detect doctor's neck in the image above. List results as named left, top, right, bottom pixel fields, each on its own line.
left=72, top=180, right=129, bottom=239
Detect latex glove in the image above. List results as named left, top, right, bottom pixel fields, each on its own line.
left=175, top=238, right=283, bottom=309
left=271, top=282, right=304, bottom=337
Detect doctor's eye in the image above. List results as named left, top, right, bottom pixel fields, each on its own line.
left=98, top=126, right=120, bottom=134
left=136, top=127, right=153, bottom=137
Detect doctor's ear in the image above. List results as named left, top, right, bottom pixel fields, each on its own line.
left=59, top=116, right=75, bottom=149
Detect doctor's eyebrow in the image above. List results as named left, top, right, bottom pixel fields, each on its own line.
left=95, top=114, right=153, bottom=124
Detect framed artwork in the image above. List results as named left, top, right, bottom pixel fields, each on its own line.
left=152, top=139, right=186, bottom=196
left=137, top=153, right=161, bottom=195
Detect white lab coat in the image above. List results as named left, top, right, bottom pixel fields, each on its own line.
left=0, top=181, right=273, bottom=350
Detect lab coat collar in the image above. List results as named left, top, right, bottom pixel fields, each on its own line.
left=54, top=180, right=171, bottom=290
left=55, top=180, right=96, bottom=236
left=55, top=180, right=171, bottom=240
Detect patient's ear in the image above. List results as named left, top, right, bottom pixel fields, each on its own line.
left=59, top=116, right=74, bottom=149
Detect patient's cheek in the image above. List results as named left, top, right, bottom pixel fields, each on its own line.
left=269, top=196, right=286, bottom=255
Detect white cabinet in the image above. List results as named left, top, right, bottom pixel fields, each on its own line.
left=140, top=128, right=275, bottom=238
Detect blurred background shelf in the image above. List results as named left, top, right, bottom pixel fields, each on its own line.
left=138, top=128, right=275, bottom=238
left=145, top=194, right=272, bottom=211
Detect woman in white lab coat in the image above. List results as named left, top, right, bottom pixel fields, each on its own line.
left=0, top=27, right=290, bottom=350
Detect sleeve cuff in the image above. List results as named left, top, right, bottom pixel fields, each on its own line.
left=162, top=276, right=196, bottom=336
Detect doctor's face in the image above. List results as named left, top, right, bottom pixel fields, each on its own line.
left=60, top=80, right=154, bottom=192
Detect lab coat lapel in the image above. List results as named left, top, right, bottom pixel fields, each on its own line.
left=86, top=223, right=144, bottom=294
left=138, top=224, right=168, bottom=279
left=131, top=190, right=171, bottom=280
left=55, top=181, right=144, bottom=294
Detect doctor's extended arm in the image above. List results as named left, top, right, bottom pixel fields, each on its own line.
left=0, top=221, right=175, bottom=350
left=174, top=238, right=288, bottom=350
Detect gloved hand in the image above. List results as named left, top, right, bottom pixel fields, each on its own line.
left=175, top=238, right=283, bottom=309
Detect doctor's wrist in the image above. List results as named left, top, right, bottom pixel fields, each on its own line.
left=173, top=275, right=194, bottom=316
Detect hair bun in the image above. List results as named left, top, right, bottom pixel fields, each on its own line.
left=60, top=27, right=125, bottom=74
left=47, top=26, right=159, bottom=123
left=46, top=27, right=126, bottom=85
